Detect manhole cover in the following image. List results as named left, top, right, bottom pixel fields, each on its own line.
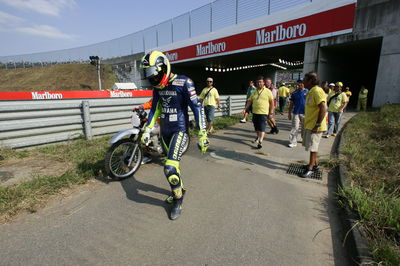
left=286, top=163, right=322, bottom=180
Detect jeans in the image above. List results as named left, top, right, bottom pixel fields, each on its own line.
left=328, top=112, right=343, bottom=135
left=289, top=114, right=304, bottom=145
left=279, top=97, right=287, bottom=113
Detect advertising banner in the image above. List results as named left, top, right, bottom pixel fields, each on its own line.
left=164, top=4, right=356, bottom=63
left=0, top=90, right=153, bottom=100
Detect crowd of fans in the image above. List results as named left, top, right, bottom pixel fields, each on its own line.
left=240, top=72, right=369, bottom=178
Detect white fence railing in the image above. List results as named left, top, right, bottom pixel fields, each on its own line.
left=0, top=95, right=246, bottom=148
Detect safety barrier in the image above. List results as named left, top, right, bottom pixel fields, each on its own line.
left=0, top=95, right=246, bottom=148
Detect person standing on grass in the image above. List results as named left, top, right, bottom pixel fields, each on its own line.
left=199, top=77, right=221, bottom=134
left=265, top=77, right=279, bottom=134
left=301, top=72, right=327, bottom=178
left=242, top=76, right=274, bottom=149
left=324, top=82, right=348, bottom=138
left=241, top=80, right=256, bottom=123
left=287, top=79, right=308, bottom=148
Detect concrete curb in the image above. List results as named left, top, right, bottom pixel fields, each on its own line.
left=336, top=121, right=375, bottom=265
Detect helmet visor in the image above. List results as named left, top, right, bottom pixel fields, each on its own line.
left=142, top=66, right=158, bottom=80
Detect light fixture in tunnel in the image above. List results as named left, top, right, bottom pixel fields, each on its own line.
left=210, top=68, right=213, bottom=71
left=269, top=63, right=287, bottom=70
left=205, top=67, right=209, bottom=71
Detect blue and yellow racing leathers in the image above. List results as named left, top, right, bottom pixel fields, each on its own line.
left=146, top=74, right=206, bottom=200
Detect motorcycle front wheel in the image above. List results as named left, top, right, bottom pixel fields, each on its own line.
left=104, top=138, right=143, bottom=180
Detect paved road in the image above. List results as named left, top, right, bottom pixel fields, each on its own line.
left=0, top=113, right=355, bottom=265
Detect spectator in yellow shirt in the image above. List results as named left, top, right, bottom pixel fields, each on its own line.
left=242, top=76, right=274, bottom=149
left=278, top=83, right=290, bottom=114
left=324, top=82, right=348, bottom=138
left=357, top=85, right=368, bottom=112
left=301, top=72, right=327, bottom=178
left=199, top=77, right=221, bottom=133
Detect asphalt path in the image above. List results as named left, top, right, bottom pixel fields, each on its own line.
left=0, top=112, right=355, bottom=265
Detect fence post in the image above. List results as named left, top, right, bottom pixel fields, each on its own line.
left=228, top=96, right=232, bottom=116
left=82, top=101, right=93, bottom=140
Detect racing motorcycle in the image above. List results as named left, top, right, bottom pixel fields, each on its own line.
left=104, top=109, right=190, bottom=180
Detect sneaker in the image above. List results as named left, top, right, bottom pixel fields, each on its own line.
left=274, top=127, right=280, bottom=134
left=303, top=164, right=320, bottom=171
left=257, top=141, right=262, bottom=149
left=170, top=198, right=183, bottom=220
left=251, top=138, right=258, bottom=143
left=288, top=143, right=297, bottom=148
left=323, top=134, right=329, bottom=138
left=332, top=133, right=337, bottom=137
left=240, top=118, right=246, bottom=123
left=141, top=155, right=152, bottom=164
left=300, top=169, right=314, bottom=178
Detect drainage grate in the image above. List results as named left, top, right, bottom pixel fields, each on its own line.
left=286, top=163, right=322, bottom=180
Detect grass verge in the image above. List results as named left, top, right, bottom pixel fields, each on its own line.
left=338, top=104, right=400, bottom=265
left=0, top=114, right=242, bottom=222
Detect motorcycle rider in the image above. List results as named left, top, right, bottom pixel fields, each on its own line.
left=140, top=50, right=209, bottom=220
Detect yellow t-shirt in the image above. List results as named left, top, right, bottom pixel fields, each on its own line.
left=278, top=86, right=290, bottom=98
left=249, top=87, right=273, bottom=115
left=327, top=92, right=348, bottom=112
left=199, top=87, right=220, bottom=106
left=305, top=86, right=327, bottom=131
left=359, top=89, right=368, bottom=99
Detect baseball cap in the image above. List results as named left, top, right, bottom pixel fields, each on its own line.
left=329, top=83, right=335, bottom=87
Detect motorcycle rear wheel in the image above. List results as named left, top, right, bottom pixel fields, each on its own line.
left=104, top=139, right=143, bottom=180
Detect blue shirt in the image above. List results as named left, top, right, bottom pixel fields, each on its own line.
left=289, top=89, right=308, bottom=114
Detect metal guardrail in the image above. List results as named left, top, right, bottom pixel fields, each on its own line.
left=0, top=95, right=246, bottom=148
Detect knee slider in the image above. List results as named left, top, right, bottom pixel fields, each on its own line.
left=164, top=165, right=180, bottom=186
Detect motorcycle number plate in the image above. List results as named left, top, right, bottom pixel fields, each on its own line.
left=169, top=114, right=177, bottom=122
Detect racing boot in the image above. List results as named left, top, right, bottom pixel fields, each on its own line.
left=170, top=197, right=183, bottom=220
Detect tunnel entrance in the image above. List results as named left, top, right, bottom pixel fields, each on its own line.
left=319, top=38, right=382, bottom=108
left=172, top=42, right=305, bottom=95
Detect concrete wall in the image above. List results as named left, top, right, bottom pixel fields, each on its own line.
left=303, top=0, right=400, bottom=107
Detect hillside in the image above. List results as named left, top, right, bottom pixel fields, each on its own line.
left=0, top=63, right=118, bottom=91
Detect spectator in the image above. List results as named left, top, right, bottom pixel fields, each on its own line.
left=301, top=72, right=327, bottom=178
left=265, top=78, right=279, bottom=134
left=199, top=77, right=221, bottom=133
left=240, top=80, right=256, bottom=123
left=357, top=85, right=368, bottom=112
left=278, top=82, right=290, bottom=114
left=242, top=76, right=274, bottom=149
left=323, top=82, right=348, bottom=138
left=328, top=83, right=335, bottom=94
left=321, top=81, right=329, bottom=94
left=288, top=79, right=308, bottom=148
left=344, top=87, right=352, bottom=111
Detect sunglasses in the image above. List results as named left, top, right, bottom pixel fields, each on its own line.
left=207, top=81, right=213, bottom=83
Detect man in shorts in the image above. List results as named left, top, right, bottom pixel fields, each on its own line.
left=199, top=77, right=221, bottom=133
left=242, top=76, right=274, bottom=149
left=301, top=72, right=327, bottom=178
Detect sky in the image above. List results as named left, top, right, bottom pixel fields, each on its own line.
left=0, top=0, right=213, bottom=56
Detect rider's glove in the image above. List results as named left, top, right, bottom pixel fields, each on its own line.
left=141, top=127, right=152, bottom=146
left=132, top=105, right=144, bottom=112
left=197, top=129, right=209, bottom=155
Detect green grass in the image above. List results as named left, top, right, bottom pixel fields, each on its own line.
left=338, top=104, right=400, bottom=265
left=0, top=114, right=242, bottom=221
left=0, top=137, right=109, bottom=220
